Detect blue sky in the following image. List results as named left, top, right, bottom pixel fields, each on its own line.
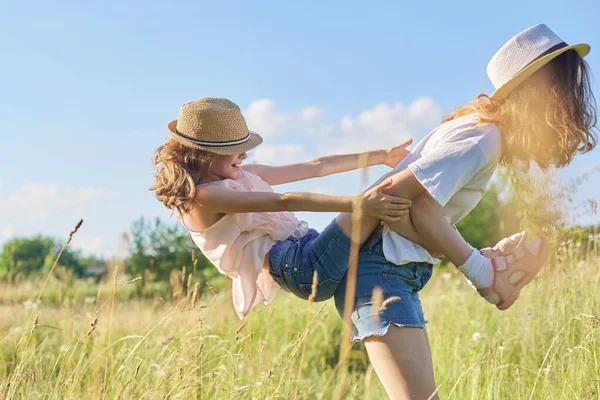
left=1, top=1, right=599, bottom=256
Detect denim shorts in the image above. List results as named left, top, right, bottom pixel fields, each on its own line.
left=268, top=220, right=352, bottom=301
left=333, top=232, right=433, bottom=342
left=269, top=219, right=433, bottom=342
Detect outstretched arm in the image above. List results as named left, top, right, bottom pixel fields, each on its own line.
left=242, top=139, right=413, bottom=186
left=193, top=183, right=411, bottom=215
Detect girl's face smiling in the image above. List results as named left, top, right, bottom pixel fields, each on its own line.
left=209, top=152, right=247, bottom=180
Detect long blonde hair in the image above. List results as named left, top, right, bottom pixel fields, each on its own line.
left=150, top=140, right=217, bottom=215
left=445, top=49, right=597, bottom=170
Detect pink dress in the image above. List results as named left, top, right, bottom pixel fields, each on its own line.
left=181, top=169, right=308, bottom=318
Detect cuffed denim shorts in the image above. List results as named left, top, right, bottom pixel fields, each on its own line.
left=333, top=230, right=433, bottom=341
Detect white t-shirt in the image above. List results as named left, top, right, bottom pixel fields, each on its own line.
left=382, top=113, right=503, bottom=265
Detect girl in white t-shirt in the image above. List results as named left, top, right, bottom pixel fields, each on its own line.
left=331, top=24, right=597, bottom=399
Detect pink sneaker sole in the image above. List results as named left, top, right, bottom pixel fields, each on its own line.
left=477, top=237, right=550, bottom=310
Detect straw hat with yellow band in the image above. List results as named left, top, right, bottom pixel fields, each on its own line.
left=167, top=98, right=263, bottom=155
left=488, top=24, right=590, bottom=100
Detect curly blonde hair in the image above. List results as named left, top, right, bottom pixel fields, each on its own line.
left=445, top=49, right=597, bottom=170
left=150, top=140, right=218, bottom=215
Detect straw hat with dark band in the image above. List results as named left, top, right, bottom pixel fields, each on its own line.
left=167, top=98, right=263, bottom=155
left=488, top=24, right=590, bottom=99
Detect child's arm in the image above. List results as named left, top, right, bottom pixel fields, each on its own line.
left=335, top=167, right=447, bottom=255
left=194, top=182, right=411, bottom=216
left=242, top=139, right=412, bottom=186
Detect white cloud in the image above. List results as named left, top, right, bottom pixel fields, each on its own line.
left=244, top=100, right=334, bottom=138
left=1, top=183, right=111, bottom=221
left=2, top=224, right=15, bottom=240
left=300, top=106, right=324, bottom=121
left=579, top=164, right=599, bottom=176
left=72, top=235, right=105, bottom=256
left=297, top=106, right=334, bottom=137
left=0, top=183, right=113, bottom=254
left=243, top=99, right=291, bottom=137
left=329, top=97, right=441, bottom=154
left=242, top=97, right=441, bottom=158
left=248, top=144, right=310, bottom=165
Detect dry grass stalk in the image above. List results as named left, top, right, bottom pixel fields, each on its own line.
left=206, top=283, right=216, bottom=294
left=192, top=250, right=199, bottom=275
left=339, top=153, right=370, bottom=364
left=159, top=336, right=176, bottom=346
left=370, top=287, right=383, bottom=326
left=332, top=373, right=351, bottom=400
left=381, top=296, right=401, bottom=311
left=235, top=324, right=246, bottom=337
left=294, top=270, right=319, bottom=400
left=103, top=265, right=119, bottom=395
left=187, top=273, right=193, bottom=294
left=67, top=219, right=83, bottom=244
left=308, top=271, right=318, bottom=302
left=35, top=219, right=83, bottom=304
left=7, top=218, right=84, bottom=386
left=87, top=316, right=98, bottom=337
left=370, top=286, right=383, bottom=310
left=125, top=277, right=142, bottom=286
left=169, top=270, right=183, bottom=299
left=191, top=283, right=200, bottom=309
left=30, top=315, right=39, bottom=335
left=590, top=199, right=598, bottom=260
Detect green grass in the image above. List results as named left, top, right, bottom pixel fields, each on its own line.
left=1, top=249, right=599, bottom=399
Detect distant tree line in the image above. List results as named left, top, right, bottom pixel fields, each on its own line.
left=0, top=236, right=106, bottom=282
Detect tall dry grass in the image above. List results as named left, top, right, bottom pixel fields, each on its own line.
left=1, top=234, right=598, bottom=399
left=1, top=170, right=599, bottom=399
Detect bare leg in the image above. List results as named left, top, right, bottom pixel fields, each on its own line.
left=334, top=170, right=440, bottom=398
left=334, top=168, right=426, bottom=246
left=364, top=326, right=439, bottom=400
left=334, top=167, right=458, bottom=253
left=423, top=326, right=433, bottom=361
left=407, top=193, right=472, bottom=265
left=335, top=192, right=460, bottom=258
left=335, top=212, right=380, bottom=246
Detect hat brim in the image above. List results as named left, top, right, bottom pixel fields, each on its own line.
left=491, top=43, right=591, bottom=100
left=167, top=120, right=263, bottom=155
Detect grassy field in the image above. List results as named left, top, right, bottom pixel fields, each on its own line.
left=1, top=245, right=599, bottom=399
